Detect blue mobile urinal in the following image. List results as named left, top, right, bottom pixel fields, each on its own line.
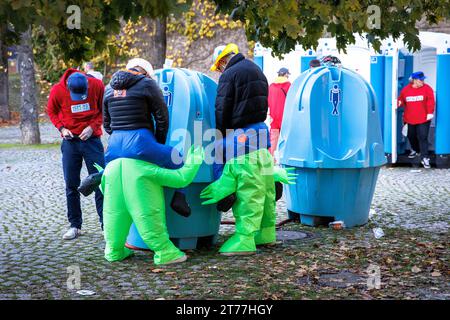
left=126, top=68, right=220, bottom=249
left=278, top=65, right=386, bottom=227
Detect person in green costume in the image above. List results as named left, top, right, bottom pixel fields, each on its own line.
left=200, top=148, right=296, bottom=255
left=99, top=146, right=204, bottom=265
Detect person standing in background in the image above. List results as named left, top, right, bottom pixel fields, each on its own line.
left=47, top=69, right=105, bottom=239
left=268, top=67, right=291, bottom=157
left=397, top=71, right=435, bottom=169
left=84, top=62, right=103, bottom=81
left=309, top=59, right=321, bottom=68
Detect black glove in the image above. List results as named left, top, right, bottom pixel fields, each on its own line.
left=170, top=191, right=191, bottom=217
left=78, top=172, right=103, bottom=196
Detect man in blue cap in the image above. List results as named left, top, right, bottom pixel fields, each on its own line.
left=398, top=71, right=435, bottom=168
left=47, top=68, right=105, bottom=239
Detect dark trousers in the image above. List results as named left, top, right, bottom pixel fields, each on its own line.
left=407, top=121, right=431, bottom=159
left=62, top=136, right=105, bottom=229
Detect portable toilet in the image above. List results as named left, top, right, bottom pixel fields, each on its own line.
left=253, top=42, right=315, bottom=82
left=316, top=36, right=372, bottom=82
left=420, top=32, right=450, bottom=167
left=370, top=33, right=450, bottom=167
left=126, top=68, right=220, bottom=250
left=278, top=65, right=386, bottom=227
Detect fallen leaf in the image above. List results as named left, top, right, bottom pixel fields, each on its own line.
left=431, top=271, right=441, bottom=277
left=411, top=266, right=421, bottom=273
left=152, top=269, right=164, bottom=273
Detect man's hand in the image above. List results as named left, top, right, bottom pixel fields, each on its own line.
left=426, top=114, right=434, bottom=121
left=61, top=128, right=74, bottom=140
left=79, top=126, right=93, bottom=141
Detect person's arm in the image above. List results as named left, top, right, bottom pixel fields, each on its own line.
left=397, top=88, right=406, bottom=108
left=103, top=86, right=112, bottom=135
left=145, top=80, right=169, bottom=144
left=46, top=87, right=65, bottom=132
left=89, top=81, right=105, bottom=133
left=215, top=76, right=235, bottom=136
left=426, top=86, right=436, bottom=116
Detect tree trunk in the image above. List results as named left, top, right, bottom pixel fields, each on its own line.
left=152, top=17, right=167, bottom=69
left=17, top=27, right=40, bottom=144
left=0, top=23, right=10, bottom=121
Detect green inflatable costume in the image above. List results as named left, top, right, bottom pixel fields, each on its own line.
left=200, top=148, right=296, bottom=255
left=99, top=146, right=204, bottom=265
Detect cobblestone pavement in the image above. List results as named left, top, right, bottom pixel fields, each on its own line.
left=0, top=123, right=60, bottom=145
left=0, top=131, right=448, bottom=300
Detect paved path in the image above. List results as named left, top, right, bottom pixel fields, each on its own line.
left=0, top=125, right=448, bottom=299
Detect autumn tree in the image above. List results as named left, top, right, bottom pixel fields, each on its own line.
left=214, top=0, right=450, bottom=57
left=1, top=0, right=191, bottom=144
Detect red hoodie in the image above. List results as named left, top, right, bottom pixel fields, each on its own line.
left=268, top=78, right=291, bottom=130
left=47, top=68, right=105, bottom=137
left=398, top=83, right=435, bottom=125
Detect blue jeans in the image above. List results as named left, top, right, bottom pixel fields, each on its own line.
left=105, top=129, right=183, bottom=169
left=62, top=136, right=105, bottom=229
left=213, top=122, right=271, bottom=180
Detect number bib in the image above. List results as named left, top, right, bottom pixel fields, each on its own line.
left=71, top=103, right=91, bottom=113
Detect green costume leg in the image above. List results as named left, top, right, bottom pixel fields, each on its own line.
left=102, top=160, right=134, bottom=262
left=122, top=159, right=185, bottom=265
left=254, top=172, right=277, bottom=245
left=219, top=151, right=266, bottom=254
left=254, top=149, right=277, bottom=245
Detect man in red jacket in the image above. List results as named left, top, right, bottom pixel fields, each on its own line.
left=47, top=68, right=105, bottom=239
left=398, top=71, right=435, bottom=168
left=268, top=67, right=291, bottom=157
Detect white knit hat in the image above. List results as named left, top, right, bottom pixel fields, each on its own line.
left=126, top=58, right=154, bottom=78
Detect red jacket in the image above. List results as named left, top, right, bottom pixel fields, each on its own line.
left=268, top=78, right=291, bottom=130
left=47, top=68, right=105, bottom=137
left=398, top=83, right=435, bottom=125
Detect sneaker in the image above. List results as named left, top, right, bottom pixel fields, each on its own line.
left=63, top=227, right=82, bottom=240
left=220, top=251, right=256, bottom=256
left=408, top=150, right=418, bottom=158
left=170, top=191, right=191, bottom=217
left=78, top=172, right=102, bottom=197
left=162, top=255, right=187, bottom=265
left=217, top=193, right=237, bottom=212
left=257, top=240, right=282, bottom=247
left=275, top=182, right=283, bottom=201
left=421, top=157, right=431, bottom=169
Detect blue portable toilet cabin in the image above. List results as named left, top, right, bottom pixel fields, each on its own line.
left=278, top=65, right=386, bottom=228
left=126, top=68, right=220, bottom=250
left=370, top=34, right=450, bottom=168
left=419, top=32, right=450, bottom=167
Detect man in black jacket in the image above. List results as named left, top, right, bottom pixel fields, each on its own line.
left=211, top=44, right=278, bottom=212
left=212, top=44, right=269, bottom=137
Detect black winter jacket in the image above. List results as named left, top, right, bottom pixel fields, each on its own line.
left=103, top=70, right=169, bottom=144
left=215, top=53, right=268, bottom=136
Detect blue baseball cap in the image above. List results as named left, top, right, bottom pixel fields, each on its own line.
left=411, top=71, right=426, bottom=81
left=67, top=72, right=88, bottom=101
left=278, top=67, right=290, bottom=75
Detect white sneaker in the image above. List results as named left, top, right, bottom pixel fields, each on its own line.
left=421, top=157, right=431, bottom=169
left=162, top=255, right=187, bottom=265
left=408, top=150, right=418, bottom=158
left=63, top=227, right=82, bottom=240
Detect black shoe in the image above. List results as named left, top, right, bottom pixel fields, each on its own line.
left=170, top=191, right=191, bottom=217
left=78, top=172, right=102, bottom=196
left=217, top=193, right=237, bottom=212
left=275, top=181, right=283, bottom=201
